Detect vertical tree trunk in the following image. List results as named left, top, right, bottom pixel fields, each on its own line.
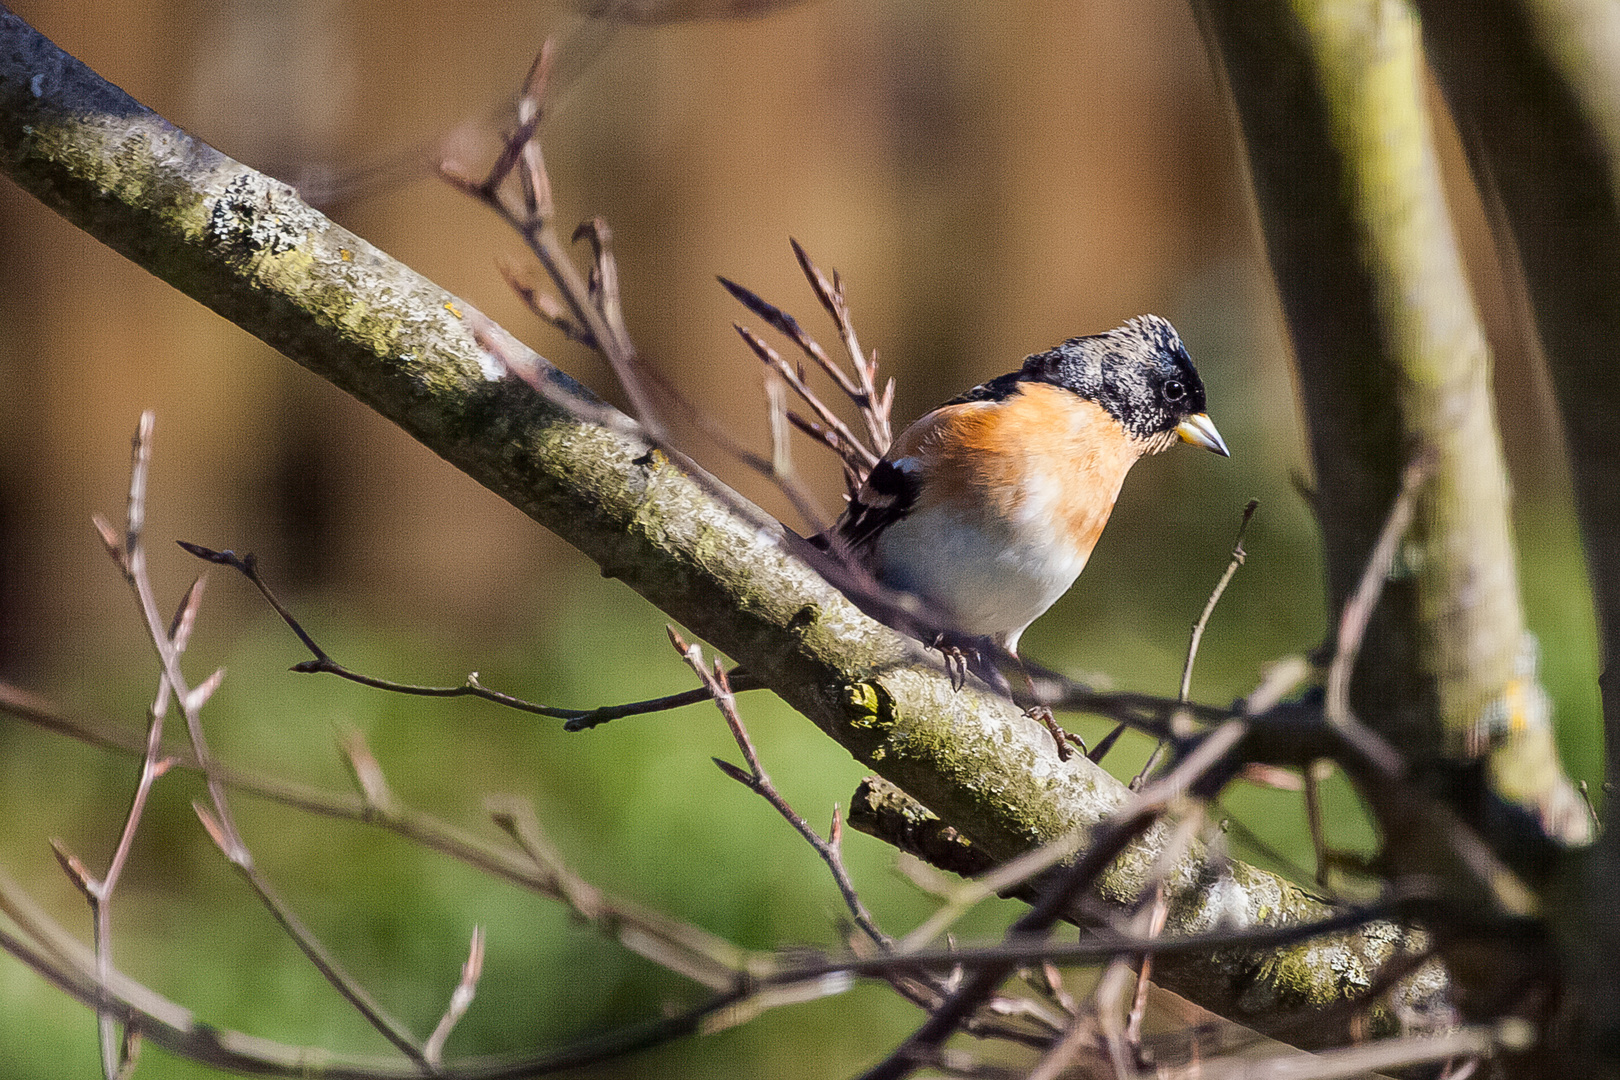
left=1193, top=0, right=1586, bottom=850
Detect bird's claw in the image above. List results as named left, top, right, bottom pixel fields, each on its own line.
left=1025, top=704, right=1074, bottom=761
left=944, top=645, right=972, bottom=691
left=931, top=634, right=981, bottom=691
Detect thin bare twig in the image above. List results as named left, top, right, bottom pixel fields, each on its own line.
left=718, top=269, right=848, bottom=394
left=1182, top=1022, right=1505, bottom=1080
left=485, top=794, right=748, bottom=990
left=896, top=827, right=1084, bottom=954
left=1213, top=797, right=1320, bottom=886
left=1182, top=500, right=1259, bottom=703
left=0, top=722, right=1422, bottom=1080
left=1125, top=881, right=1170, bottom=1051
left=457, top=49, right=853, bottom=550
left=720, top=262, right=892, bottom=498
left=424, top=927, right=485, bottom=1066
left=718, top=240, right=895, bottom=517
left=0, top=683, right=759, bottom=996
left=1084, top=720, right=1130, bottom=765
left=447, top=77, right=1305, bottom=750
left=1093, top=500, right=1256, bottom=769
left=1130, top=740, right=1169, bottom=794
left=110, top=417, right=242, bottom=856
left=1305, top=758, right=1332, bottom=887
left=788, top=237, right=892, bottom=454
left=670, top=628, right=891, bottom=949
left=445, top=38, right=668, bottom=446
left=108, top=417, right=432, bottom=1067
left=13, top=834, right=1409, bottom=1017
left=729, top=320, right=880, bottom=473
left=177, top=540, right=757, bottom=728
left=1024, top=1008, right=1099, bottom=1080
left=70, top=416, right=217, bottom=1079
left=194, top=803, right=429, bottom=1066
left=1093, top=951, right=1135, bottom=1080
left=1325, top=452, right=1433, bottom=736
left=1020, top=962, right=1097, bottom=1080
left=11, top=662, right=1440, bottom=1074
left=1099, top=808, right=1207, bottom=1076
left=765, top=371, right=794, bottom=478
left=0, top=865, right=752, bottom=1080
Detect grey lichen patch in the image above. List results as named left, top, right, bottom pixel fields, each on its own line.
left=516, top=421, right=650, bottom=531
left=1154, top=844, right=1448, bottom=1026
left=1238, top=924, right=1397, bottom=1014
left=206, top=171, right=324, bottom=259
left=1219, top=910, right=1431, bottom=1022
left=789, top=590, right=913, bottom=673
left=1174, top=851, right=1301, bottom=934
left=192, top=169, right=491, bottom=396
left=1088, top=815, right=1180, bottom=904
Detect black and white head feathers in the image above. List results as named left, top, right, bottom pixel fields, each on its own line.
left=952, top=315, right=1213, bottom=448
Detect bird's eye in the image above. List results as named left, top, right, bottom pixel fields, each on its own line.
left=1163, top=379, right=1186, bottom=403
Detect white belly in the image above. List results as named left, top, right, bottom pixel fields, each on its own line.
left=873, top=503, right=1088, bottom=649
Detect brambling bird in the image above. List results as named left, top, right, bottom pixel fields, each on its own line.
left=826, top=314, right=1228, bottom=753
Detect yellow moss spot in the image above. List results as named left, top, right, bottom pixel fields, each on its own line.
left=844, top=683, right=881, bottom=728
left=445, top=301, right=463, bottom=318
left=339, top=248, right=352, bottom=261
left=1503, top=678, right=1528, bottom=733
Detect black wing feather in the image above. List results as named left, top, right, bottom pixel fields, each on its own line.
left=832, top=457, right=920, bottom=556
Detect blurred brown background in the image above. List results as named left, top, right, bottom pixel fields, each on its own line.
left=0, top=1, right=1599, bottom=1076
left=0, top=0, right=1292, bottom=674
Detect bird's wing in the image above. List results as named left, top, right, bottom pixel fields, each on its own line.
left=823, top=374, right=1026, bottom=559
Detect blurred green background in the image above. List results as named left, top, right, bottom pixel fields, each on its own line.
left=0, top=0, right=1600, bottom=1075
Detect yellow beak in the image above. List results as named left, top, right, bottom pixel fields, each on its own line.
left=1176, top=413, right=1230, bottom=457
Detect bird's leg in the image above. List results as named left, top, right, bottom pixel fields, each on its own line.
left=1010, top=649, right=1076, bottom=761
left=932, top=630, right=1019, bottom=696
